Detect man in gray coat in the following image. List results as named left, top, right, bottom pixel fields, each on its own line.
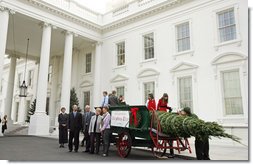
left=89, top=107, right=103, bottom=154
left=82, top=105, right=95, bottom=152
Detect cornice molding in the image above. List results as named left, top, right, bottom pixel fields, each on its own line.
left=102, top=0, right=186, bottom=32
left=23, top=0, right=187, bottom=33
left=25, top=0, right=102, bottom=33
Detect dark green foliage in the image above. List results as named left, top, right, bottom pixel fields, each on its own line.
left=69, top=88, right=80, bottom=113
left=154, top=111, right=241, bottom=143
left=26, top=99, right=36, bottom=123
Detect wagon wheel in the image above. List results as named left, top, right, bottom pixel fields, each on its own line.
left=151, top=139, right=167, bottom=158
left=117, top=131, right=132, bottom=158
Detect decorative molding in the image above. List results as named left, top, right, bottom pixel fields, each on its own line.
left=211, top=52, right=248, bottom=65
left=110, top=74, right=129, bottom=83
left=170, top=62, right=199, bottom=72
left=137, top=68, right=160, bottom=78
left=25, top=0, right=102, bottom=32
left=103, top=0, right=186, bottom=32
left=79, top=80, right=93, bottom=88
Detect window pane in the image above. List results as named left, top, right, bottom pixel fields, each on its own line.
left=86, top=53, right=92, bottom=73
left=117, top=42, right=125, bottom=66
left=178, top=77, right=193, bottom=110
left=222, top=70, right=243, bottom=115
left=218, top=8, right=236, bottom=42
left=116, top=86, right=125, bottom=97
left=83, top=91, right=90, bottom=107
left=176, top=22, right=190, bottom=52
left=143, top=33, right=154, bottom=60
left=144, top=82, right=155, bottom=103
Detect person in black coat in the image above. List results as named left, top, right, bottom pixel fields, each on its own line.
left=108, top=90, right=119, bottom=106
left=82, top=105, right=95, bottom=152
left=68, top=105, right=83, bottom=152
left=180, top=107, right=211, bottom=160
left=58, top=107, right=68, bottom=148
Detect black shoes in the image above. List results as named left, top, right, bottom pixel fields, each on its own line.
left=59, top=144, right=65, bottom=148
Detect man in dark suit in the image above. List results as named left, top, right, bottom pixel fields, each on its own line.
left=82, top=105, right=95, bottom=152
left=108, top=90, right=119, bottom=106
left=68, top=104, right=82, bottom=152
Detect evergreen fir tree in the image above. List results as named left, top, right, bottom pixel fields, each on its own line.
left=26, top=99, right=36, bottom=123
left=69, top=88, right=80, bottom=113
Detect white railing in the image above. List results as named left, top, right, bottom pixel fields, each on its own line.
left=41, top=0, right=101, bottom=23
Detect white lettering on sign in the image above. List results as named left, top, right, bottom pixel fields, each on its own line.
left=111, top=111, right=129, bottom=128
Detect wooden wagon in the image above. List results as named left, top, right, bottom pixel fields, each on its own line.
left=109, top=105, right=192, bottom=158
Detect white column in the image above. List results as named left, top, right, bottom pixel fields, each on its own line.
left=93, top=42, right=102, bottom=107
left=60, top=31, right=73, bottom=113
left=28, top=23, right=51, bottom=135
left=4, top=56, right=16, bottom=122
left=18, top=97, right=26, bottom=123
left=49, top=56, right=59, bottom=126
left=0, top=7, right=9, bottom=92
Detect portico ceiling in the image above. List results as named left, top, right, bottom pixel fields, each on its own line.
left=6, top=12, right=94, bottom=61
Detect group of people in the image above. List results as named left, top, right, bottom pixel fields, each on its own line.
left=0, top=115, right=8, bottom=134
left=101, top=90, right=126, bottom=107
left=58, top=104, right=111, bottom=157
left=146, top=93, right=172, bottom=112
left=58, top=90, right=209, bottom=160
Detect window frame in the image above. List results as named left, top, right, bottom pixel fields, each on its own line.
left=143, top=32, right=155, bottom=60
left=221, top=69, right=243, bottom=116
left=176, top=22, right=191, bottom=52
left=213, top=4, right=241, bottom=49
left=116, top=41, right=126, bottom=66
left=143, top=81, right=155, bottom=104
left=177, top=76, right=193, bottom=110
left=85, top=53, right=92, bottom=74
left=217, top=8, right=237, bottom=43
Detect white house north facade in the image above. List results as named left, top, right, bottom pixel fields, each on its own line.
left=0, top=0, right=248, bottom=146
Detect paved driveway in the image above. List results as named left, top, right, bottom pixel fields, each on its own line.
left=0, top=135, right=193, bottom=161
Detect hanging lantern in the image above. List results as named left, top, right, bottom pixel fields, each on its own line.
left=19, top=38, right=29, bottom=97
left=19, top=80, right=28, bottom=97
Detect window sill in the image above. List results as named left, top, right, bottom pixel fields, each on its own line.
left=140, top=58, right=157, bottom=66
left=82, top=72, right=92, bottom=76
left=112, top=65, right=126, bottom=72
left=173, top=50, right=194, bottom=59
left=217, top=116, right=247, bottom=126
left=214, top=39, right=242, bottom=50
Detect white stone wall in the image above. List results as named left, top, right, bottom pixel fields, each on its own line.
left=0, top=0, right=248, bottom=144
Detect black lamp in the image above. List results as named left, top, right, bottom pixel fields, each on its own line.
left=19, top=38, right=29, bottom=97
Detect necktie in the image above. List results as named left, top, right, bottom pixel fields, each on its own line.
left=73, top=112, right=76, bottom=118
left=94, top=115, right=98, bottom=133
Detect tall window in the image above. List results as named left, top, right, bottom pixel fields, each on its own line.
left=218, top=8, right=236, bottom=42
left=143, top=33, right=154, bottom=60
left=178, top=76, right=193, bottom=109
left=176, top=22, right=190, bottom=52
left=86, top=53, right=92, bottom=73
left=116, top=86, right=125, bottom=97
left=48, top=65, right=52, bottom=83
left=28, top=70, right=34, bottom=86
left=83, top=91, right=90, bottom=107
left=116, top=42, right=125, bottom=66
left=18, top=73, right=22, bottom=87
left=144, top=82, right=155, bottom=103
left=222, top=70, right=243, bottom=115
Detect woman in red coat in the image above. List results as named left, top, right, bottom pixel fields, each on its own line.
left=146, top=93, right=156, bottom=111
left=157, top=93, right=172, bottom=112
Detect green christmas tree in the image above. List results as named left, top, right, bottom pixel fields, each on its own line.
left=69, top=88, right=80, bottom=113
left=153, top=111, right=241, bottom=143
left=26, top=99, right=36, bottom=123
